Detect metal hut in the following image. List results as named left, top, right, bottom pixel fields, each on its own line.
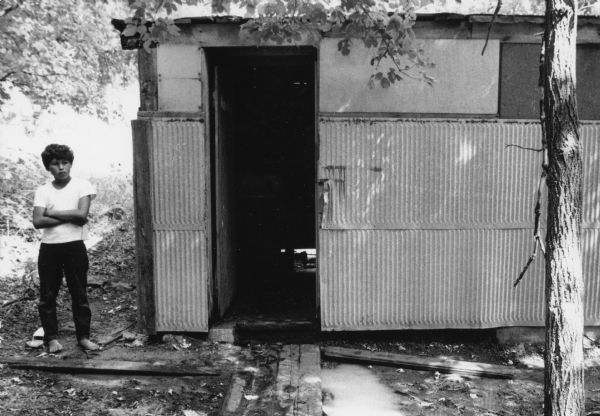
left=118, top=14, right=600, bottom=336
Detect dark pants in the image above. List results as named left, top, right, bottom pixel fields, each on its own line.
left=38, top=241, right=91, bottom=344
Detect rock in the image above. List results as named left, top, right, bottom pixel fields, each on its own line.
left=122, top=331, right=137, bottom=342
left=108, top=281, right=135, bottom=292
left=103, top=207, right=125, bottom=220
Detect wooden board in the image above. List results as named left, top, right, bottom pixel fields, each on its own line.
left=132, top=120, right=156, bottom=335
left=221, top=375, right=246, bottom=415
left=1, top=358, right=218, bottom=377
left=277, top=344, right=322, bottom=416
left=322, top=346, right=526, bottom=379
left=296, top=344, right=322, bottom=416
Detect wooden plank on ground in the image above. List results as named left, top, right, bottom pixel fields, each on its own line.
left=276, top=344, right=322, bottom=416
left=295, top=344, right=322, bottom=416
left=221, top=375, right=247, bottom=415
left=276, top=345, right=301, bottom=411
left=0, top=358, right=218, bottom=377
left=322, top=346, right=523, bottom=379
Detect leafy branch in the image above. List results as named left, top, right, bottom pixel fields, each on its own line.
left=120, top=0, right=435, bottom=87
left=0, top=0, right=22, bottom=18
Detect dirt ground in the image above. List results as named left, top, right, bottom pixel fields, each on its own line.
left=0, top=217, right=232, bottom=415
left=2, top=216, right=600, bottom=415
left=320, top=336, right=600, bottom=416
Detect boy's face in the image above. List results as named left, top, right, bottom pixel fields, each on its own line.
left=47, top=158, right=72, bottom=182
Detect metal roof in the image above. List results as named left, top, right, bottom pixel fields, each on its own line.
left=171, top=13, right=600, bottom=26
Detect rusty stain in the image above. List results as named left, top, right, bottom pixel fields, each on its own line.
left=323, top=165, right=347, bottom=200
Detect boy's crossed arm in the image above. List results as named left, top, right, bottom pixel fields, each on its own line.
left=33, top=195, right=92, bottom=229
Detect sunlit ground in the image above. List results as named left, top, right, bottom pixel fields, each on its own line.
left=323, top=364, right=405, bottom=416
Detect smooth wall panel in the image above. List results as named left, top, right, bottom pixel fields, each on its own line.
left=157, top=44, right=202, bottom=111
left=319, top=39, right=499, bottom=114
left=320, top=229, right=600, bottom=330
left=500, top=43, right=600, bottom=120
left=154, top=230, right=208, bottom=331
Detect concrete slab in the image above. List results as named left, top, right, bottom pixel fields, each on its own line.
left=208, top=322, right=237, bottom=344
left=496, top=326, right=600, bottom=344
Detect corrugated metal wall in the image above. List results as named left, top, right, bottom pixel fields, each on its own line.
left=318, top=119, right=600, bottom=330
left=149, top=121, right=209, bottom=331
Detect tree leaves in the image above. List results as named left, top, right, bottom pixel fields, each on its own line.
left=0, top=0, right=136, bottom=119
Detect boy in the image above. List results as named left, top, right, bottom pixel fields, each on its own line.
left=32, top=144, right=99, bottom=353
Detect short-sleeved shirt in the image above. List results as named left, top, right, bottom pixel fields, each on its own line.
left=33, top=177, right=96, bottom=244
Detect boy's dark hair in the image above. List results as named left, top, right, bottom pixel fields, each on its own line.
left=41, top=144, right=74, bottom=170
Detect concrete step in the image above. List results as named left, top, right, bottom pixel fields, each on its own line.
left=209, top=318, right=318, bottom=344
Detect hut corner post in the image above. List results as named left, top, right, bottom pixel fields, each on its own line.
left=132, top=48, right=158, bottom=335
left=132, top=119, right=156, bottom=335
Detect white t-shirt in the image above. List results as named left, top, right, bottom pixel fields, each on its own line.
left=33, top=177, right=96, bottom=244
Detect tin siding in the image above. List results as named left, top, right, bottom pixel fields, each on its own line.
left=155, top=230, right=208, bottom=331
left=150, top=121, right=209, bottom=331
left=319, top=120, right=600, bottom=330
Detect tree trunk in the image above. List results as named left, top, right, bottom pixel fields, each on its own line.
left=542, top=1, right=585, bottom=415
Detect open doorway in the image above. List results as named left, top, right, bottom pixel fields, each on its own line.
left=207, top=47, right=317, bottom=325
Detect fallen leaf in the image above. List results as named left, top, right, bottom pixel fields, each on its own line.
left=121, top=331, right=136, bottom=341
left=127, top=339, right=145, bottom=348
left=182, top=411, right=207, bottom=416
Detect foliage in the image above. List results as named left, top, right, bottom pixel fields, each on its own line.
left=0, top=0, right=137, bottom=119
left=121, top=0, right=437, bottom=88
left=0, top=153, right=47, bottom=238
left=120, top=0, right=600, bottom=88
left=89, top=173, right=134, bottom=218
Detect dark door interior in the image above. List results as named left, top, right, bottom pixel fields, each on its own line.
left=209, top=48, right=317, bottom=321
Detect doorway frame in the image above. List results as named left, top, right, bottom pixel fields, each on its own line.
left=203, top=46, right=321, bottom=326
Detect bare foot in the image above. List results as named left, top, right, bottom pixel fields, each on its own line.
left=78, top=338, right=99, bottom=351
left=48, top=340, right=62, bottom=353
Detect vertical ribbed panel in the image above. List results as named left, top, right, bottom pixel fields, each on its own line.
left=320, top=229, right=599, bottom=330
left=319, top=120, right=599, bottom=229
left=151, top=121, right=205, bottom=228
left=582, top=125, right=600, bottom=228
left=150, top=120, right=209, bottom=332
left=154, top=230, right=208, bottom=331
left=318, top=119, right=600, bottom=330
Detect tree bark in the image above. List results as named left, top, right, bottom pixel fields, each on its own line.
left=542, top=1, right=585, bottom=415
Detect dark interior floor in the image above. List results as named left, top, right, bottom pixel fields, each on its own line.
left=226, top=268, right=316, bottom=320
